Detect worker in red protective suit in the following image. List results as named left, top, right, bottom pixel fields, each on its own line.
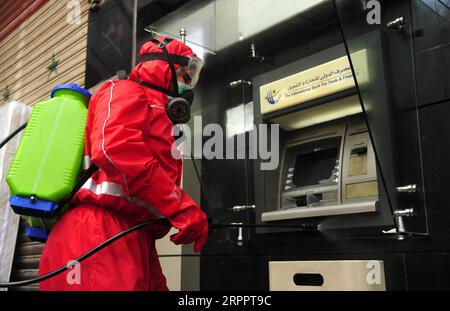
left=38, top=37, right=208, bottom=291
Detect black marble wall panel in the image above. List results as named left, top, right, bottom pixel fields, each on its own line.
left=404, top=252, right=450, bottom=290
left=413, top=0, right=450, bottom=106
left=418, top=101, right=450, bottom=235
left=200, top=256, right=269, bottom=291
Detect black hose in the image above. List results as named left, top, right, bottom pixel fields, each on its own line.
left=0, top=219, right=170, bottom=288
left=0, top=122, right=27, bottom=150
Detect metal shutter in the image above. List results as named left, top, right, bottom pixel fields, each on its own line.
left=9, top=219, right=44, bottom=291
left=0, top=0, right=89, bottom=106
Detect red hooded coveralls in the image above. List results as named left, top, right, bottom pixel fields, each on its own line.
left=38, top=39, right=208, bottom=291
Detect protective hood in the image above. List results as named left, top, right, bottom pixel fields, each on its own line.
left=129, top=36, right=196, bottom=104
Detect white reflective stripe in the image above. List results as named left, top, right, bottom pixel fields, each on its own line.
left=150, top=104, right=165, bottom=110
left=83, top=155, right=91, bottom=170
left=82, top=178, right=122, bottom=196
left=128, top=196, right=164, bottom=218
left=81, top=178, right=164, bottom=218
left=101, top=80, right=130, bottom=194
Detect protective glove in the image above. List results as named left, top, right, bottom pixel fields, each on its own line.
left=169, top=205, right=209, bottom=253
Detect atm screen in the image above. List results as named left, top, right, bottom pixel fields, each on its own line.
left=292, top=147, right=339, bottom=188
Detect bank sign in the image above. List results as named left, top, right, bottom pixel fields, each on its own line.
left=259, top=55, right=358, bottom=115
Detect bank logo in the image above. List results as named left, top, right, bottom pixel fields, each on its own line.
left=265, top=89, right=281, bottom=105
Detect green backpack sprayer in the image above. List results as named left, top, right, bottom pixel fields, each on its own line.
left=6, top=83, right=93, bottom=242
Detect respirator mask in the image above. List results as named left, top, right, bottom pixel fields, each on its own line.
left=137, top=38, right=204, bottom=124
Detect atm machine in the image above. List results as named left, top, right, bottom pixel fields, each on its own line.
left=253, top=44, right=394, bottom=234
left=264, top=118, right=377, bottom=221
left=251, top=44, right=394, bottom=291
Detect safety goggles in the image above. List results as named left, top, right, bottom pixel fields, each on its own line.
left=183, top=56, right=204, bottom=89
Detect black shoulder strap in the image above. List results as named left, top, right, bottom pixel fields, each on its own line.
left=133, top=37, right=186, bottom=98
left=138, top=53, right=189, bottom=66
left=151, top=38, right=180, bottom=97
left=59, top=164, right=99, bottom=208
left=137, top=80, right=178, bottom=98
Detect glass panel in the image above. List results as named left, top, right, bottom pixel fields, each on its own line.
left=85, top=0, right=134, bottom=88
left=194, top=53, right=255, bottom=253
left=137, top=0, right=256, bottom=256
left=335, top=0, right=429, bottom=235
left=145, top=0, right=325, bottom=54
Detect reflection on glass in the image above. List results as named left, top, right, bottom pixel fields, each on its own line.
left=226, top=102, right=254, bottom=138
left=146, top=0, right=325, bottom=53
left=85, top=0, right=133, bottom=88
